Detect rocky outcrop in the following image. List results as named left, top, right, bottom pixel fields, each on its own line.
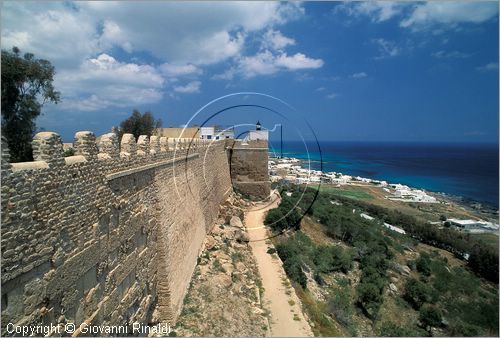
left=174, top=194, right=269, bottom=337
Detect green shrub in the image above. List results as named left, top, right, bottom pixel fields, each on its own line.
left=282, top=255, right=307, bottom=288
left=403, top=278, right=436, bottom=309
left=416, top=253, right=432, bottom=276
left=266, top=247, right=276, bottom=255
left=313, top=245, right=353, bottom=274
left=357, top=281, right=383, bottom=319
left=63, top=147, right=75, bottom=157
left=419, top=304, right=443, bottom=328
left=265, top=208, right=287, bottom=232
left=327, top=291, right=356, bottom=332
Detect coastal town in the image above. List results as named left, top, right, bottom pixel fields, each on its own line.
left=269, top=156, right=499, bottom=235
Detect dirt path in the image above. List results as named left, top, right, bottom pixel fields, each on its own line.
left=245, top=191, right=313, bottom=337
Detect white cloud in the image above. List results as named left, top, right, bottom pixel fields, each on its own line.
left=79, top=1, right=303, bottom=65
left=0, top=2, right=312, bottom=111
left=56, top=54, right=165, bottom=111
left=173, top=81, right=201, bottom=93
left=225, top=50, right=324, bottom=79
left=275, top=53, right=324, bottom=70
left=335, top=1, right=498, bottom=32
left=1, top=2, right=305, bottom=67
left=1, top=4, right=98, bottom=67
left=350, top=72, right=368, bottom=79
left=432, top=50, right=472, bottom=59
left=335, top=2, right=403, bottom=23
left=238, top=51, right=279, bottom=77
left=326, top=93, right=339, bottom=99
left=262, top=29, right=296, bottom=51
left=476, top=62, right=499, bottom=72
left=372, top=38, right=400, bottom=59
left=98, top=20, right=133, bottom=53
left=400, top=2, right=499, bottom=29
left=160, top=63, right=202, bottom=77
left=316, top=87, right=326, bottom=92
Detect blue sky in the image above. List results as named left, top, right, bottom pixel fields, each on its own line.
left=1, top=1, right=498, bottom=143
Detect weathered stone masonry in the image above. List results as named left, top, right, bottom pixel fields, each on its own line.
left=1, top=131, right=234, bottom=335
left=229, top=140, right=271, bottom=200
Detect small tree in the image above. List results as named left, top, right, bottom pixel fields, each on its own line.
left=1, top=47, right=60, bottom=162
left=419, top=304, right=443, bottom=328
left=117, top=110, right=162, bottom=140
left=403, top=278, right=435, bottom=309
left=416, top=253, right=432, bottom=277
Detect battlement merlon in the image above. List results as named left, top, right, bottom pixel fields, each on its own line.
left=74, top=131, right=99, bottom=160
left=98, top=133, right=120, bottom=160
left=1, top=131, right=222, bottom=176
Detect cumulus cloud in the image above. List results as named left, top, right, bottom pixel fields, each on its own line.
left=326, top=93, right=339, bottom=99
left=0, top=2, right=313, bottom=111
left=218, top=50, right=324, bottom=79
left=372, top=38, right=400, bottom=59
left=350, top=72, right=368, bottom=78
left=400, top=2, right=499, bottom=29
left=56, top=54, right=165, bottom=111
left=476, top=62, right=499, bottom=72
left=334, top=1, right=498, bottom=31
left=261, top=29, right=296, bottom=51
left=275, top=52, right=324, bottom=70
left=79, top=1, right=303, bottom=65
left=173, top=81, right=201, bottom=93
left=1, top=4, right=98, bottom=67
left=160, top=63, right=202, bottom=77
left=334, top=2, right=403, bottom=23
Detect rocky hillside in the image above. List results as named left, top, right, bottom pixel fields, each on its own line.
left=174, top=194, right=270, bottom=336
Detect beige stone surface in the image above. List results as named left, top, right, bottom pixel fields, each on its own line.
left=229, top=140, right=271, bottom=200
left=175, top=195, right=269, bottom=337
left=1, top=131, right=232, bottom=334
left=245, top=192, right=313, bottom=337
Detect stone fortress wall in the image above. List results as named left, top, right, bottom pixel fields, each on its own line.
left=1, top=131, right=234, bottom=335
left=228, top=139, right=271, bottom=200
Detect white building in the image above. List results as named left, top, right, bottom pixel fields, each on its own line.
left=200, top=126, right=234, bottom=140
left=248, top=121, right=269, bottom=141
left=446, top=219, right=499, bottom=231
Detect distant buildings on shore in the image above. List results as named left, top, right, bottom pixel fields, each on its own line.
left=445, top=218, right=499, bottom=233
left=270, top=155, right=499, bottom=235
left=269, top=156, right=436, bottom=203
left=156, top=121, right=268, bottom=141
left=155, top=126, right=235, bottom=140
left=96, top=121, right=267, bottom=143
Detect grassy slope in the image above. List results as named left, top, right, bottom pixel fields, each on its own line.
left=270, top=188, right=498, bottom=337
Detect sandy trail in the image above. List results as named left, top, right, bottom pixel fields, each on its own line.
left=245, top=191, right=313, bottom=337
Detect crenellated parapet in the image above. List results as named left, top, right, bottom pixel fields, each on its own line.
left=74, top=131, right=99, bottom=160
left=137, top=135, right=150, bottom=155
left=32, top=132, right=65, bottom=168
left=1, top=128, right=232, bottom=332
left=2, top=130, right=223, bottom=179
left=98, top=133, right=120, bottom=159
left=120, top=133, right=137, bottom=157
left=160, top=137, right=168, bottom=152
left=150, top=136, right=160, bottom=155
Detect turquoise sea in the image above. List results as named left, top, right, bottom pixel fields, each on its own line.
left=269, top=141, right=499, bottom=208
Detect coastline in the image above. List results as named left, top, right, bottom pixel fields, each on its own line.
left=269, top=141, right=499, bottom=209
left=269, top=155, right=499, bottom=223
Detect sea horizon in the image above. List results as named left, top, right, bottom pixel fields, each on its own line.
left=269, top=140, right=499, bottom=208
